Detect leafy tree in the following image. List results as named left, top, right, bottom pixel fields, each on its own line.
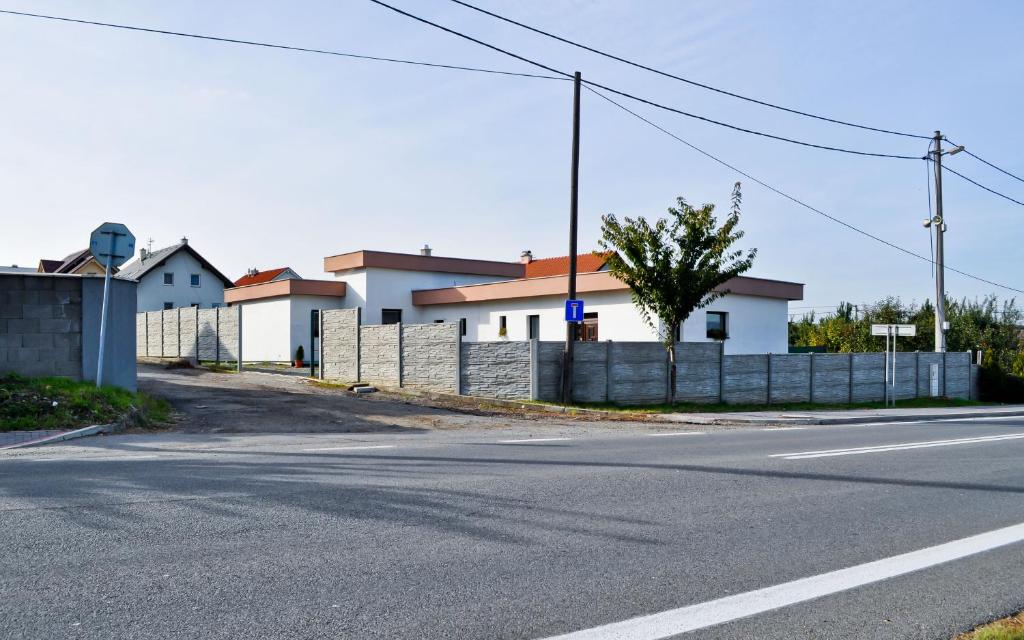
left=599, top=182, right=756, bottom=403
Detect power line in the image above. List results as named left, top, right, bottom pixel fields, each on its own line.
left=583, top=84, right=1024, bottom=295
left=933, top=159, right=1024, bottom=208
left=448, top=0, right=930, bottom=140
left=945, top=138, right=1024, bottom=185
left=0, top=8, right=567, bottom=80
left=366, top=0, right=922, bottom=160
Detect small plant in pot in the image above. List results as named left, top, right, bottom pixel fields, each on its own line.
left=294, top=345, right=305, bottom=368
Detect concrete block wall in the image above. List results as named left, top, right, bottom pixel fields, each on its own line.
left=460, top=341, right=532, bottom=399
left=216, top=307, right=239, bottom=362
left=402, top=323, right=459, bottom=393
left=572, top=341, right=608, bottom=403
left=536, top=341, right=565, bottom=402
left=769, top=354, right=811, bottom=403
left=0, top=274, right=83, bottom=378
left=136, top=314, right=146, bottom=357
left=722, top=354, right=769, bottom=404
left=146, top=312, right=162, bottom=357
left=139, top=306, right=238, bottom=362
left=179, top=307, right=198, bottom=360
left=320, top=308, right=359, bottom=382
left=609, top=342, right=669, bottom=406
left=359, top=324, right=400, bottom=386
left=810, top=353, right=851, bottom=404
left=161, top=309, right=179, bottom=358
left=675, top=342, right=721, bottom=403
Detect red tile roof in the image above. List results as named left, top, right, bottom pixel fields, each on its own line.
left=234, top=267, right=290, bottom=287
left=524, top=252, right=612, bottom=279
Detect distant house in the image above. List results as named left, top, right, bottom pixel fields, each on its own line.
left=37, top=248, right=107, bottom=275
left=233, top=267, right=301, bottom=287
left=116, top=237, right=234, bottom=312
left=0, top=265, right=37, bottom=274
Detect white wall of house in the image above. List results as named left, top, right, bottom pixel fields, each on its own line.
left=236, top=294, right=346, bottom=362
left=136, top=251, right=226, bottom=312
left=417, top=291, right=790, bottom=354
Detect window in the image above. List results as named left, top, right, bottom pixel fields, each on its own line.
left=163, top=302, right=173, bottom=310
left=459, top=318, right=467, bottom=336
left=706, top=311, right=728, bottom=340
left=190, top=303, right=200, bottom=308
left=190, top=273, right=201, bottom=287
left=433, top=319, right=445, bottom=324
left=527, top=314, right=540, bottom=340
left=211, top=303, right=222, bottom=308
left=381, top=308, right=402, bottom=325
left=575, top=312, right=599, bottom=341
left=498, top=315, right=507, bottom=337
left=163, top=272, right=174, bottom=285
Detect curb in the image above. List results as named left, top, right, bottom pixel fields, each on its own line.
left=661, top=409, right=1024, bottom=426
left=0, top=423, right=118, bottom=450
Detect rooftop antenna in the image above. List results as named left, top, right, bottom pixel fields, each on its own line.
left=147, top=237, right=154, bottom=253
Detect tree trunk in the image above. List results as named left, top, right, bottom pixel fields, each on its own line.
left=667, top=340, right=677, bottom=405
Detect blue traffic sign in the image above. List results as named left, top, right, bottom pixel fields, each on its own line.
left=565, top=299, right=584, bottom=323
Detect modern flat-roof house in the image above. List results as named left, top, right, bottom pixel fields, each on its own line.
left=117, top=238, right=234, bottom=312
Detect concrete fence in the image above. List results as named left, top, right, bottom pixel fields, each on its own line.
left=315, top=307, right=975, bottom=405
left=3, top=273, right=137, bottom=390
left=136, top=306, right=240, bottom=363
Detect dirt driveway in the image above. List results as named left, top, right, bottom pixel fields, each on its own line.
left=138, top=364, right=654, bottom=435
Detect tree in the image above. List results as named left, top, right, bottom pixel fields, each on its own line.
left=599, top=182, right=757, bottom=404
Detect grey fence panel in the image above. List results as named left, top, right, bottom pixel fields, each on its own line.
left=675, top=342, right=721, bottom=403
left=573, top=341, right=608, bottom=403
left=811, top=353, right=852, bottom=403
left=179, top=307, right=198, bottom=360
left=359, top=324, right=400, bottom=386
left=460, top=341, right=532, bottom=399
left=197, top=309, right=218, bottom=361
left=723, top=354, right=769, bottom=404
left=770, top=354, right=811, bottom=403
left=402, top=323, right=459, bottom=392
left=609, top=342, right=668, bottom=405
left=161, top=309, right=178, bottom=357
left=916, top=353, right=945, bottom=398
left=945, top=352, right=971, bottom=399
left=320, top=309, right=359, bottom=382
left=146, top=312, right=161, bottom=357
left=135, top=313, right=146, bottom=357
left=536, top=342, right=564, bottom=402
left=851, top=353, right=886, bottom=402
left=216, top=307, right=238, bottom=362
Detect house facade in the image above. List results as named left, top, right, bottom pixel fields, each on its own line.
left=117, top=238, right=234, bottom=312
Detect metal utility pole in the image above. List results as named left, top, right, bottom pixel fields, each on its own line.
left=931, top=130, right=947, bottom=353
left=561, top=71, right=581, bottom=404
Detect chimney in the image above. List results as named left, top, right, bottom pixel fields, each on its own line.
left=520, top=250, right=533, bottom=264
left=180, top=236, right=188, bottom=245
left=420, top=244, right=432, bottom=257
left=140, top=248, right=148, bottom=260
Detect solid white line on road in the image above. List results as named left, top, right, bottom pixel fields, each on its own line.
left=539, top=521, right=1024, bottom=640
left=645, top=432, right=704, bottom=437
left=760, top=427, right=806, bottom=431
left=301, top=445, right=396, bottom=452
left=33, top=454, right=162, bottom=462
left=771, top=432, right=1024, bottom=460
left=497, top=438, right=573, bottom=444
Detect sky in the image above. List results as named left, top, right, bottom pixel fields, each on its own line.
left=1, top=0, right=1022, bottom=316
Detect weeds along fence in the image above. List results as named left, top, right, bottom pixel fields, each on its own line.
left=316, top=309, right=975, bottom=405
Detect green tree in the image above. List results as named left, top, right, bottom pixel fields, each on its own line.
left=599, top=182, right=756, bottom=403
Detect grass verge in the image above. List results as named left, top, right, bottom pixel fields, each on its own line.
left=199, top=362, right=238, bottom=374
left=563, top=396, right=985, bottom=414
left=0, top=374, right=170, bottom=432
left=957, top=612, right=1024, bottom=639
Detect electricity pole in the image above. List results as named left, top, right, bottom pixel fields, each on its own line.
left=931, top=130, right=947, bottom=353
left=561, top=71, right=581, bottom=404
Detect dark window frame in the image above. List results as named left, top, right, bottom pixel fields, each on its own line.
left=459, top=318, right=467, bottom=336
left=527, top=314, right=540, bottom=340
left=163, top=302, right=173, bottom=310
left=190, top=273, right=201, bottom=287
left=163, top=272, right=174, bottom=286
left=706, top=311, right=729, bottom=340
left=381, top=308, right=403, bottom=325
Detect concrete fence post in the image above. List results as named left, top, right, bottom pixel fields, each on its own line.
left=454, top=321, right=462, bottom=395
left=176, top=307, right=182, bottom=358
left=718, top=341, right=725, bottom=403
left=355, top=307, right=362, bottom=382
left=808, top=352, right=816, bottom=403
left=318, top=309, right=325, bottom=380
left=942, top=351, right=947, bottom=397
left=160, top=309, right=165, bottom=358
left=145, top=312, right=150, bottom=357
left=236, top=305, right=243, bottom=372
left=396, top=322, right=403, bottom=388
left=529, top=338, right=539, bottom=400
left=215, top=307, right=221, bottom=364
left=193, top=306, right=199, bottom=363
left=605, top=340, right=613, bottom=403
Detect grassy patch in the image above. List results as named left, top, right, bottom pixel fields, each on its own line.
left=0, top=374, right=170, bottom=432
left=958, top=612, right=1024, bottom=639
left=199, top=362, right=238, bottom=374
left=562, top=396, right=984, bottom=414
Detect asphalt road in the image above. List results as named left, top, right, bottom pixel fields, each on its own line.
left=3, top=416, right=1024, bottom=639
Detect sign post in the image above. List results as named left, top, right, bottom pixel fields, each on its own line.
left=871, top=324, right=916, bottom=407
left=89, top=223, right=135, bottom=388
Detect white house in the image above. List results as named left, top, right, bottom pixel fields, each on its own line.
left=117, top=238, right=234, bottom=312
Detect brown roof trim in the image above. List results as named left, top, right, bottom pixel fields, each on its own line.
left=225, top=279, right=346, bottom=303
left=323, top=250, right=525, bottom=278
left=412, top=271, right=803, bottom=305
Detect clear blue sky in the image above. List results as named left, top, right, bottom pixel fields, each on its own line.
left=1, top=1, right=1021, bottom=314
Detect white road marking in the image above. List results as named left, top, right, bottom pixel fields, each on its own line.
left=539, top=521, right=1024, bottom=640
left=301, top=445, right=396, bottom=452
left=645, top=432, right=704, bottom=437
left=771, top=432, right=1024, bottom=460
left=838, top=415, right=1024, bottom=428
left=760, top=427, right=806, bottom=431
left=497, top=437, right=572, bottom=444
left=33, top=454, right=162, bottom=462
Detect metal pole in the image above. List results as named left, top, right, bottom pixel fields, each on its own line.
left=932, top=131, right=947, bottom=353
left=884, top=328, right=890, bottom=406
left=96, top=234, right=117, bottom=388
left=561, top=70, right=581, bottom=404
left=892, top=329, right=897, bottom=407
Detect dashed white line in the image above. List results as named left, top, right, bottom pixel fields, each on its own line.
left=539, top=521, right=1024, bottom=640
left=497, top=437, right=573, bottom=444
left=771, top=432, right=1024, bottom=460
left=301, top=445, right=396, bottom=452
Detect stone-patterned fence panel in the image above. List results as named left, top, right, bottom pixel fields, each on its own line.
left=460, top=341, right=531, bottom=399
left=320, top=308, right=359, bottom=382
left=359, top=324, right=400, bottom=386
left=723, top=354, right=769, bottom=404
left=137, top=306, right=239, bottom=362
left=403, top=323, right=459, bottom=392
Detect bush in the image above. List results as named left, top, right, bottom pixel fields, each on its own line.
left=978, top=364, right=1024, bottom=403
left=295, top=345, right=304, bottom=362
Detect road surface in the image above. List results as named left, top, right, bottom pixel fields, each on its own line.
left=3, top=415, right=1024, bottom=639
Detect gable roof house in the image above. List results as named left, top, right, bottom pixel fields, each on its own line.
left=233, top=267, right=302, bottom=287
left=116, top=238, right=233, bottom=312
left=37, top=248, right=108, bottom=276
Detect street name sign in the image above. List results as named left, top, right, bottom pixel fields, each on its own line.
left=871, top=324, right=916, bottom=337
